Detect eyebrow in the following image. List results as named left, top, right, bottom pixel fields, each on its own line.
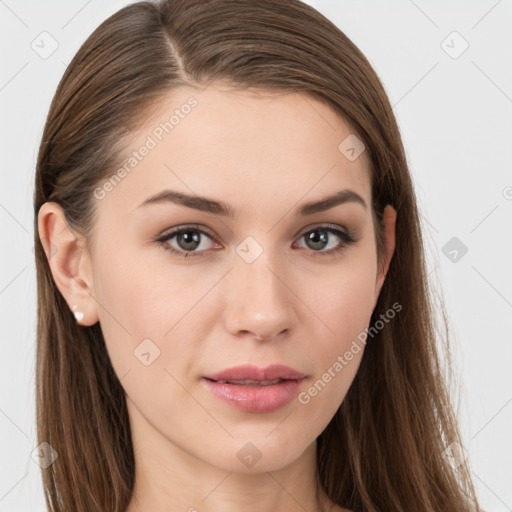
left=137, top=188, right=367, bottom=219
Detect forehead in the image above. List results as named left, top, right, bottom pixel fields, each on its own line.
left=96, top=83, right=372, bottom=219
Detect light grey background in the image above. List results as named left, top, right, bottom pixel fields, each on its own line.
left=1, top=0, right=511, bottom=510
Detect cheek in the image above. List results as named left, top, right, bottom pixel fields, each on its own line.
left=93, top=235, right=183, bottom=337
left=92, top=245, right=209, bottom=384
left=90, top=245, right=165, bottom=374
left=297, top=251, right=376, bottom=399
left=306, top=251, right=377, bottom=342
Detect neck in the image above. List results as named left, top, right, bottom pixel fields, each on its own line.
left=125, top=401, right=337, bottom=512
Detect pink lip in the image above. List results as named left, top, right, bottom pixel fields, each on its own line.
left=201, top=364, right=307, bottom=413
left=203, top=364, right=305, bottom=382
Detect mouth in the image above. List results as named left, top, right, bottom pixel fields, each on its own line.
left=202, top=363, right=306, bottom=383
left=204, top=377, right=289, bottom=386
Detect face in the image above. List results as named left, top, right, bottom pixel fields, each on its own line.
left=41, top=82, right=395, bottom=475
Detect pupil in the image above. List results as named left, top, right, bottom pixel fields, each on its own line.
left=307, top=230, right=328, bottom=250
left=178, top=231, right=200, bottom=250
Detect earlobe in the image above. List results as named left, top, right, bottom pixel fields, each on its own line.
left=373, top=204, right=397, bottom=308
left=37, top=202, right=99, bottom=326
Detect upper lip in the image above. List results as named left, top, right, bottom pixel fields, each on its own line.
left=203, top=364, right=306, bottom=382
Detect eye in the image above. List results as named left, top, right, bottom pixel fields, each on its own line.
left=156, top=225, right=220, bottom=258
left=156, top=224, right=356, bottom=259
left=293, top=225, right=356, bottom=257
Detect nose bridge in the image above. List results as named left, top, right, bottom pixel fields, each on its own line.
left=224, top=237, right=298, bottom=339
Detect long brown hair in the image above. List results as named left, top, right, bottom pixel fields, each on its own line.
left=34, top=1, right=481, bottom=510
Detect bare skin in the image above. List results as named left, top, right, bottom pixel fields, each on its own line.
left=39, top=82, right=396, bottom=512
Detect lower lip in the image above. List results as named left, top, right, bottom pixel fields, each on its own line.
left=201, top=377, right=305, bottom=413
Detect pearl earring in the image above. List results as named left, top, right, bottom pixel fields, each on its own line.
left=72, top=305, right=84, bottom=322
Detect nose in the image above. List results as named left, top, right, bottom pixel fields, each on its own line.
left=223, top=252, right=298, bottom=341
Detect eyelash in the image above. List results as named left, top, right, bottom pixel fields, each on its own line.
left=156, top=224, right=356, bottom=259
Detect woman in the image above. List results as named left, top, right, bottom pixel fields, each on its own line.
left=34, top=0, right=481, bottom=510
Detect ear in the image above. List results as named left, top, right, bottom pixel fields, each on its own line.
left=373, top=204, right=397, bottom=308
left=37, top=202, right=99, bottom=326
